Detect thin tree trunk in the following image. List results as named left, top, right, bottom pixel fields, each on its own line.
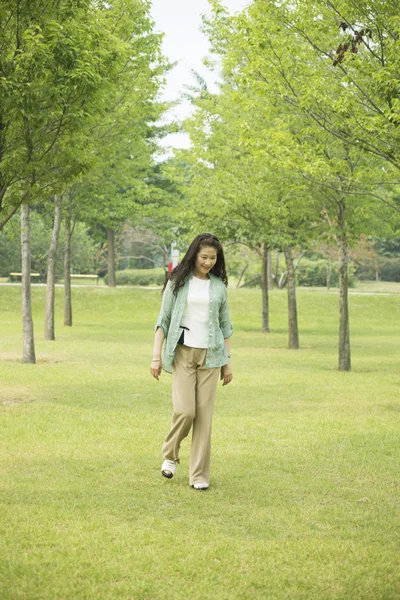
left=64, top=197, right=72, bottom=327
left=44, top=195, right=62, bottom=340
left=275, top=251, right=280, bottom=282
left=337, top=199, right=351, bottom=371
left=236, top=262, right=249, bottom=288
left=326, top=257, right=332, bottom=291
left=261, top=242, right=270, bottom=332
left=278, top=272, right=288, bottom=289
left=267, top=248, right=274, bottom=290
left=0, top=202, right=21, bottom=231
left=375, top=258, right=379, bottom=282
left=284, top=246, right=299, bottom=349
left=238, top=275, right=259, bottom=288
left=21, top=203, right=36, bottom=363
left=107, top=227, right=116, bottom=287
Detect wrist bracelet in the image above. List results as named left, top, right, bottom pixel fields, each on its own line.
left=151, top=358, right=161, bottom=362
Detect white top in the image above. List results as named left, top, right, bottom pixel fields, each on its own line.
left=180, top=276, right=211, bottom=348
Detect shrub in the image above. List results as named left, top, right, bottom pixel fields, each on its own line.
left=355, top=257, right=400, bottom=281
left=354, top=262, right=377, bottom=281
left=296, top=258, right=355, bottom=288
left=378, top=257, right=400, bottom=282
left=104, top=268, right=166, bottom=286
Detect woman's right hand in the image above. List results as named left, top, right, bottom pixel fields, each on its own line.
left=150, top=359, right=162, bottom=380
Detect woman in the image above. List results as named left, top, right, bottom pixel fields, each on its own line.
left=150, top=233, right=233, bottom=491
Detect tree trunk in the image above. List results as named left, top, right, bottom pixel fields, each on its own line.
left=267, top=248, right=274, bottom=290
left=278, top=272, right=288, bottom=289
left=44, top=196, right=62, bottom=340
left=261, top=242, right=270, bottom=332
left=236, top=262, right=249, bottom=288
left=337, top=199, right=351, bottom=371
left=326, top=257, right=332, bottom=291
left=64, top=199, right=72, bottom=327
left=284, top=246, right=299, bottom=349
left=375, top=258, right=379, bottom=282
left=239, top=275, right=259, bottom=288
left=107, top=227, right=116, bottom=287
left=275, top=251, right=280, bottom=282
left=21, top=203, right=36, bottom=364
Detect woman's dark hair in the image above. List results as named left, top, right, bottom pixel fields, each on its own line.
left=163, top=233, right=228, bottom=294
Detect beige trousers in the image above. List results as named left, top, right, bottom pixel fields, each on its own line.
left=162, top=344, right=220, bottom=486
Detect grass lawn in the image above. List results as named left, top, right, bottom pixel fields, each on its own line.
left=0, top=284, right=399, bottom=600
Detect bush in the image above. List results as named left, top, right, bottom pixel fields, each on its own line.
left=238, top=258, right=356, bottom=288
left=356, top=257, right=400, bottom=282
left=104, top=268, right=166, bottom=286
left=354, top=262, right=376, bottom=281
left=296, top=258, right=355, bottom=288
left=378, top=257, right=400, bottom=282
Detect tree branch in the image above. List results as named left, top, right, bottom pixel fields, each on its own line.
left=0, top=202, right=21, bottom=231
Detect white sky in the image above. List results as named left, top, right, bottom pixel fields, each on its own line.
left=150, top=0, right=249, bottom=151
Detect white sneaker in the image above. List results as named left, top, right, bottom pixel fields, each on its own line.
left=192, top=482, right=209, bottom=490
left=161, top=459, right=176, bottom=479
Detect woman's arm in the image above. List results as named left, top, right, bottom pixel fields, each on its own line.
left=151, top=281, right=174, bottom=380
left=150, top=326, right=165, bottom=380
left=221, top=337, right=233, bottom=386
left=154, top=280, right=173, bottom=336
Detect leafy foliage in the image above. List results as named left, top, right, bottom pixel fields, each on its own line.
left=0, top=211, right=97, bottom=278
left=0, top=0, right=168, bottom=229
left=296, top=258, right=356, bottom=288
left=104, top=267, right=165, bottom=286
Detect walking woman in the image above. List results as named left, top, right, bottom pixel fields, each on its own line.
left=150, top=233, right=233, bottom=491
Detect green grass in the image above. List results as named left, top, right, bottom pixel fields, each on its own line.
left=0, top=285, right=399, bottom=600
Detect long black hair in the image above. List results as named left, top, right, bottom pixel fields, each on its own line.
left=163, top=233, right=228, bottom=295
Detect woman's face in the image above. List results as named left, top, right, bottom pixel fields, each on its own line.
left=193, top=245, right=218, bottom=279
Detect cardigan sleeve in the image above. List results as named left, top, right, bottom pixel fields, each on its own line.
left=154, top=280, right=174, bottom=336
left=219, top=286, right=233, bottom=339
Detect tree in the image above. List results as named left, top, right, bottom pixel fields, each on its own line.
left=67, top=1, right=170, bottom=287
left=201, top=0, right=397, bottom=370
left=20, top=204, right=35, bottom=363
left=0, top=0, right=168, bottom=356
left=63, top=192, right=73, bottom=326
left=44, top=195, right=62, bottom=340
left=173, top=66, right=317, bottom=344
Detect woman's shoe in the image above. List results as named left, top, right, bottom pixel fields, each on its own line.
left=192, top=482, right=209, bottom=491
left=161, top=459, right=177, bottom=479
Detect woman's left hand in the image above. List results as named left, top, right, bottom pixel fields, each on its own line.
left=220, top=364, right=233, bottom=386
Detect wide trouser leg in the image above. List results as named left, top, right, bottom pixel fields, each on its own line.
left=162, top=345, right=220, bottom=485
left=162, top=345, right=197, bottom=463
left=189, top=358, right=220, bottom=486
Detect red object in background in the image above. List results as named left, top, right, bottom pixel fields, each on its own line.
left=168, top=262, right=173, bottom=274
